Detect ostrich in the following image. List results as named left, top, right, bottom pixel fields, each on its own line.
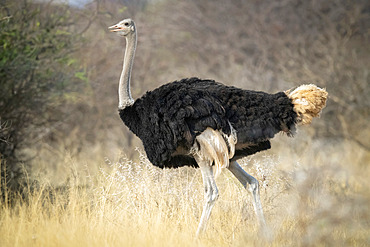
left=108, top=19, right=328, bottom=235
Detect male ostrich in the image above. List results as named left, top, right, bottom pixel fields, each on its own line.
left=109, top=19, right=328, bottom=235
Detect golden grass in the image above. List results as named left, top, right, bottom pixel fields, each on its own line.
left=1, top=148, right=369, bottom=247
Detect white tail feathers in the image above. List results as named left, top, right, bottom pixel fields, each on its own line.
left=286, top=84, right=328, bottom=125
left=192, top=127, right=237, bottom=178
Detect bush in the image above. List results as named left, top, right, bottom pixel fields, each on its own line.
left=0, top=0, right=87, bottom=191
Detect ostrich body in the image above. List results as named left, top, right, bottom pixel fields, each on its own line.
left=109, top=19, right=328, bottom=235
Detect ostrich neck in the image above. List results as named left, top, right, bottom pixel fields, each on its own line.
left=118, top=32, right=136, bottom=109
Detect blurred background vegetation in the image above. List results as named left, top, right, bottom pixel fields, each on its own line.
left=0, top=0, right=369, bottom=189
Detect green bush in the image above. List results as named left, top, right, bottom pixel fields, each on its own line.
left=0, top=0, right=86, bottom=191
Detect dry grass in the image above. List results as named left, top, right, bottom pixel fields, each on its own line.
left=1, top=145, right=369, bottom=247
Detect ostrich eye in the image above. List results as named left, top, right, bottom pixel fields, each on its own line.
left=124, top=22, right=129, bottom=27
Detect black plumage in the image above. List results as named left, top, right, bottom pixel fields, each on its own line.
left=119, top=77, right=298, bottom=168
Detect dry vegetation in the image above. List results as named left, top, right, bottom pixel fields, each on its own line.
left=1, top=149, right=369, bottom=246
left=1, top=0, right=369, bottom=246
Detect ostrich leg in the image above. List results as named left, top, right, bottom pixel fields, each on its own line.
left=227, top=161, right=267, bottom=230
left=195, top=158, right=219, bottom=236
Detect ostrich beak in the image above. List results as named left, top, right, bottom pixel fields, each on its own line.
left=108, top=24, right=121, bottom=32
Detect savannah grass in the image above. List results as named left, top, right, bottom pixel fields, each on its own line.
left=1, top=147, right=369, bottom=247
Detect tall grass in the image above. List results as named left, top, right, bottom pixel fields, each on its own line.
left=1, top=148, right=369, bottom=246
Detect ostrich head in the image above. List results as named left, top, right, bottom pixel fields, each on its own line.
left=108, top=18, right=136, bottom=37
